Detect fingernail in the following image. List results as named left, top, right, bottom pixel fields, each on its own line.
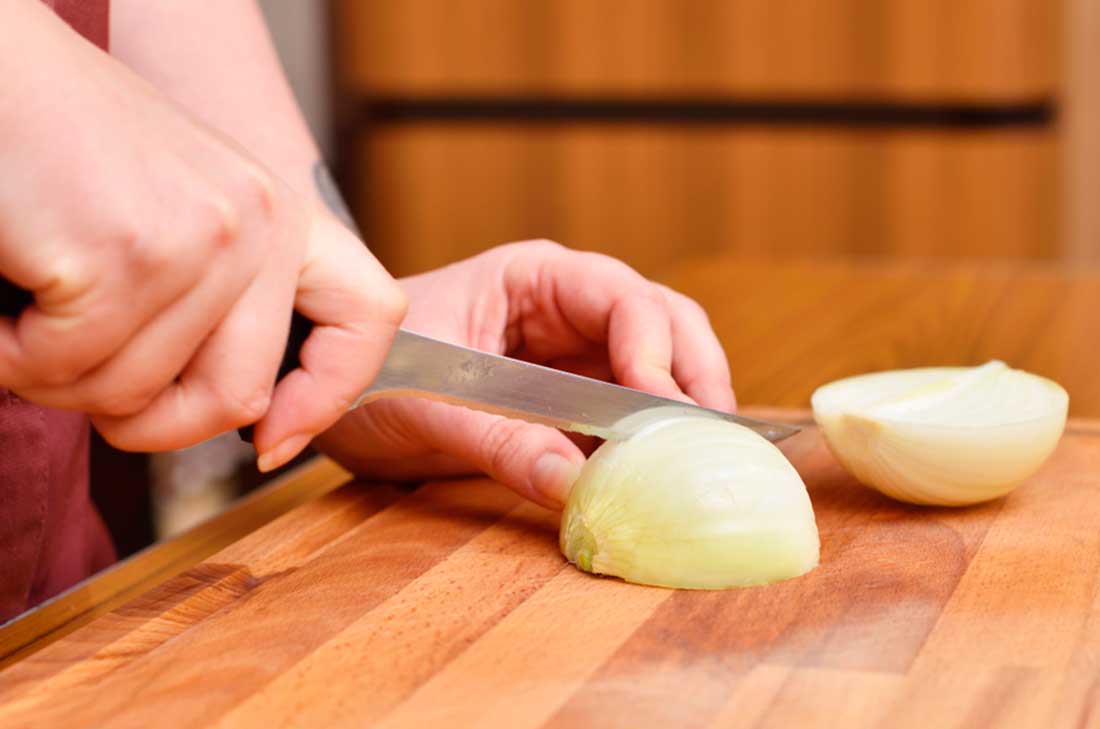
left=257, top=433, right=312, bottom=473
left=532, top=453, right=583, bottom=507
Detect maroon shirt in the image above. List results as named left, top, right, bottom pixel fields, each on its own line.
left=0, top=0, right=115, bottom=623
left=41, top=1, right=109, bottom=50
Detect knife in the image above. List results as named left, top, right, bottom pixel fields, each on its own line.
left=351, top=328, right=799, bottom=442
left=0, top=281, right=798, bottom=442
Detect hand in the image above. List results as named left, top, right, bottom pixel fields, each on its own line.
left=0, top=5, right=407, bottom=467
left=316, top=240, right=734, bottom=509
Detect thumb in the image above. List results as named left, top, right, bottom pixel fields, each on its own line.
left=400, top=400, right=586, bottom=510
left=254, top=212, right=407, bottom=470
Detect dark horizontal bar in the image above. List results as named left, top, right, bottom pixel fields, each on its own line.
left=359, top=96, right=1055, bottom=129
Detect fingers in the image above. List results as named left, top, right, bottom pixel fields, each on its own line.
left=321, top=398, right=586, bottom=510
left=606, top=290, right=687, bottom=401
left=94, top=211, right=405, bottom=460
left=89, top=187, right=304, bottom=452
left=0, top=189, right=235, bottom=389
left=251, top=213, right=407, bottom=470
left=504, top=241, right=733, bottom=411
left=0, top=251, right=191, bottom=389
left=543, top=350, right=614, bottom=382
left=12, top=242, right=260, bottom=416
left=658, top=285, right=737, bottom=411
left=91, top=246, right=295, bottom=452
left=508, top=247, right=686, bottom=401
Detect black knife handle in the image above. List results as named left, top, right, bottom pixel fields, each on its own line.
left=0, top=279, right=32, bottom=318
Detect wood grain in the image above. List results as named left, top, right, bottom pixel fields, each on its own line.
left=657, top=257, right=1100, bottom=418
left=334, top=0, right=1059, bottom=101
left=1, top=414, right=1097, bottom=728
left=356, top=124, right=1057, bottom=278
left=0, top=456, right=354, bottom=670
left=4, top=256, right=1097, bottom=659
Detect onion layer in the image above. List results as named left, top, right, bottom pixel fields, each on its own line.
left=559, top=412, right=819, bottom=589
left=812, top=361, right=1068, bottom=506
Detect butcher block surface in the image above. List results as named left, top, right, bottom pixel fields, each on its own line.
left=1, top=412, right=1098, bottom=728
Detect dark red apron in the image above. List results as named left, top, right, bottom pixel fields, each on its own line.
left=0, top=0, right=115, bottom=623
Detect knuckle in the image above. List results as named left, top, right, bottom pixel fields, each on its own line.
left=41, top=258, right=92, bottom=305
left=480, top=417, right=527, bottom=478
left=498, top=239, right=565, bottom=259
left=354, top=285, right=408, bottom=331
left=582, top=250, right=645, bottom=282
left=34, top=359, right=86, bottom=388
left=220, top=383, right=273, bottom=428
left=522, top=238, right=565, bottom=253
left=672, top=288, right=709, bottom=319
left=94, top=425, right=137, bottom=452
left=237, top=164, right=278, bottom=218
left=94, top=382, right=160, bottom=417
left=379, top=283, right=409, bottom=325
left=90, top=416, right=146, bottom=452
left=357, top=275, right=408, bottom=328
left=329, top=388, right=356, bottom=414
left=128, top=237, right=175, bottom=277
left=616, top=282, right=667, bottom=313
left=619, top=356, right=671, bottom=386
left=321, top=388, right=357, bottom=421
left=639, top=284, right=669, bottom=307
left=618, top=359, right=651, bottom=384
left=196, top=194, right=241, bottom=250
left=655, top=283, right=680, bottom=303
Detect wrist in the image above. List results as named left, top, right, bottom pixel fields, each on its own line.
left=0, top=2, right=100, bottom=128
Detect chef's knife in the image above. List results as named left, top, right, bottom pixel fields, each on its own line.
left=347, top=328, right=799, bottom=442
left=0, top=280, right=798, bottom=442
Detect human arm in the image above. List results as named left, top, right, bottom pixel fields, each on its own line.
left=110, top=0, right=353, bottom=228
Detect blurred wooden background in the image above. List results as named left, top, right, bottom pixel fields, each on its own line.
left=330, top=0, right=1099, bottom=277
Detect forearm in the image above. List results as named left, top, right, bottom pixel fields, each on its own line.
left=109, top=0, right=355, bottom=227
left=0, top=1, right=143, bottom=282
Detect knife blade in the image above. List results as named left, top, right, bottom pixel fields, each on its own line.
left=353, top=329, right=799, bottom=442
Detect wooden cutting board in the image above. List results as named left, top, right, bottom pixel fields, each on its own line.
left=1, top=412, right=1098, bottom=728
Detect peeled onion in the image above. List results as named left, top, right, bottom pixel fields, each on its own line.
left=559, top=411, right=819, bottom=589
left=812, top=361, right=1068, bottom=506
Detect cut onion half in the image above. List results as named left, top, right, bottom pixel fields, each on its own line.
left=559, top=411, right=819, bottom=589
left=811, top=361, right=1068, bottom=506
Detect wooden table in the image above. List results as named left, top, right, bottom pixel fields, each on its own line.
left=2, top=257, right=1099, bottom=727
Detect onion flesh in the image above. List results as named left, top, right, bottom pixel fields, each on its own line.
left=559, top=411, right=819, bottom=589
left=812, top=361, right=1068, bottom=506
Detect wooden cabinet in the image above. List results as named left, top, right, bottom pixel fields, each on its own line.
left=335, top=0, right=1058, bottom=101
left=332, top=1, right=1073, bottom=276
left=354, top=125, right=1056, bottom=277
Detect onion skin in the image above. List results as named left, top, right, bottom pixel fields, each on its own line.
left=559, top=415, right=819, bottom=590
left=812, top=362, right=1068, bottom=506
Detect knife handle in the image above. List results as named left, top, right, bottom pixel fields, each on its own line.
left=0, top=278, right=32, bottom=318
left=0, top=275, right=309, bottom=444
left=237, top=309, right=312, bottom=444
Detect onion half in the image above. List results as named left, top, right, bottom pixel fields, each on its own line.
left=559, top=412, right=819, bottom=589
left=811, top=361, right=1068, bottom=506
